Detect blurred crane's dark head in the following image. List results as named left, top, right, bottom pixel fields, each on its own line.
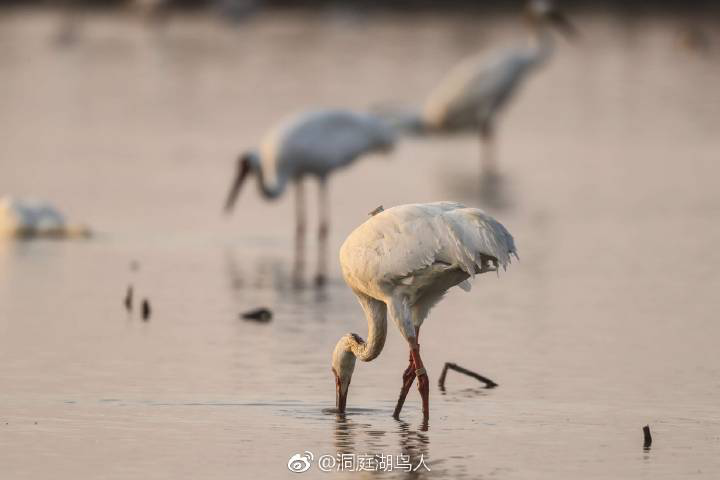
left=223, top=152, right=254, bottom=214
left=526, top=0, right=578, bottom=40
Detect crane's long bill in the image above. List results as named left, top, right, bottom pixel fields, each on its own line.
left=334, top=370, right=349, bottom=413
left=224, top=164, right=249, bottom=213
left=550, top=11, right=578, bottom=39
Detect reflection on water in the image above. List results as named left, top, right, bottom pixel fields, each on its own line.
left=1, top=5, right=720, bottom=480
left=329, top=412, right=432, bottom=478
left=397, top=420, right=430, bottom=460
left=333, top=413, right=357, bottom=453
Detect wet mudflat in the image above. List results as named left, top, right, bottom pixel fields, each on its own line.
left=1, top=7, right=719, bottom=479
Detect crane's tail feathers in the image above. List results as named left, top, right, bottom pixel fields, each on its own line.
left=443, top=207, right=517, bottom=278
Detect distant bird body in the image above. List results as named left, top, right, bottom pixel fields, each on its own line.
left=0, top=197, right=89, bottom=239
left=252, top=110, right=396, bottom=197
left=332, top=202, right=517, bottom=420
left=420, top=46, right=543, bottom=134
left=386, top=0, right=576, bottom=178
left=225, top=109, right=396, bottom=286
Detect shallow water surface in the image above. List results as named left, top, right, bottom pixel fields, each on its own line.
left=1, top=7, right=719, bottom=479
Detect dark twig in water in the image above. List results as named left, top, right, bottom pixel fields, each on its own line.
left=241, top=307, right=273, bottom=323
left=438, top=362, right=498, bottom=391
left=124, top=285, right=133, bottom=312
left=643, top=425, right=652, bottom=449
left=141, top=299, right=151, bottom=321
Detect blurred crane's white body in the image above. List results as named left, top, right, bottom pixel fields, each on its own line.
left=0, top=197, right=89, bottom=239
left=420, top=39, right=552, bottom=135
left=389, top=0, right=575, bottom=178
left=224, top=109, right=396, bottom=286
left=332, top=202, right=517, bottom=420
left=254, top=110, right=395, bottom=196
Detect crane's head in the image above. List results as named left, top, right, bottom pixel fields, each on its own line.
left=331, top=334, right=358, bottom=413
left=223, top=152, right=255, bottom=214
left=526, top=0, right=578, bottom=40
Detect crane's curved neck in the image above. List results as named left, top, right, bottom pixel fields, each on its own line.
left=249, top=154, right=286, bottom=200
left=343, top=298, right=387, bottom=362
left=528, top=23, right=555, bottom=67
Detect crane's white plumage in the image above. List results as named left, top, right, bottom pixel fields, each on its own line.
left=340, top=202, right=516, bottom=312
left=377, top=1, right=575, bottom=181
left=331, top=202, right=516, bottom=418
left=416, top=0, right=574, bottom=135
left=225, top=109, right=396, bottom=285
left=256, top=110, right=396, bottom=194
left=421, top=47, right=542, bottom=132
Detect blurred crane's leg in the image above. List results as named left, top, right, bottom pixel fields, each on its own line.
left=293, top=180, right=306, bottom=288
left=478, top=120, right=508, bottom=208
left=480, top=121, right=497, bottom=177
left=315, top=177, right=329, bottom=287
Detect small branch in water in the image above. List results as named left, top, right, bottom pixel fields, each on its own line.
left=241, top=307, right=273, bottom=323
left=124, top=285, right=133, bottom=312
left=438, top=362, right=498, bottom=391
left=141, top=299, right=151, bottom=321
left=643, top=425, right=652, bottom=449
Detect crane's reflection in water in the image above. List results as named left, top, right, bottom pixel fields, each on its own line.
left=330, top=412, right=433, bottom=478
left=224, top=246, right=334, bottom=301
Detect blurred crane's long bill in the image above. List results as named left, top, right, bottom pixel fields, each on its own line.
left=550, top=11, right=578, bottom=39
left=224, top=161, right=249, bottom=213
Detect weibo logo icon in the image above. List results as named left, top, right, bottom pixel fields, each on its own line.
left=287, top=451, right=314, bottom=473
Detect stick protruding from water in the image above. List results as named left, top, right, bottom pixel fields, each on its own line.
left=142, top=299, right=151, bottom=321
left=643, top=425, right=652, bottom=449
left=438, top=362, right=498, bottom=390
left=124, top=285, right=133, bottom=312
left=241, top=307, right=273, bottom=323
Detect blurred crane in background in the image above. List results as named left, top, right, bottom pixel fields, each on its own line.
left=0, top=197, right=90, bottom=239
left=385, top=0, right=577, bottom=182
left=223, top=109, right=396, bottom=288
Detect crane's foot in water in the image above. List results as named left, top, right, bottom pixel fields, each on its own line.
left=392, top=360, right=417, bottom=420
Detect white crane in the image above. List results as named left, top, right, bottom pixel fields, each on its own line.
left=224, top=109, right=396, bottom=287
left=0, top=196, right=90, bottom=239
left=390, top=0, right=576, bottom=178
left=332, top=202, right=517, bottom=421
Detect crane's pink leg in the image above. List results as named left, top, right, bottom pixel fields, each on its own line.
left=392, top=327, right=420, bottom=420
left=410, top=339, right=430, bottom=422
left=293, top=180, right=306, bottom=287
left=315, top=177, right=329, bottom=287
